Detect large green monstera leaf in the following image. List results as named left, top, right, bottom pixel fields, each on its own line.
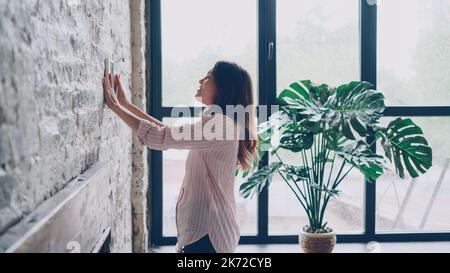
left=278, top=122, right=314, bottom=153
left=278, top=80, right=335, bottom=107
left=376, top=118, right=432, bottom=179
left=278, top=81, right=328, bottom=131
left=239, top=162, right=282, bottom=198
left=325, top=81, right=385, bottom=140
left=327, top=132, right=387, bottom=181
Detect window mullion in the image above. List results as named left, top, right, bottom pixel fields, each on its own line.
left=361, top=0, right=378, bottom=240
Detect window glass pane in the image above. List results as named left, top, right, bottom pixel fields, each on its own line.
left=378, top=0, right=450, bottom=106
left=271, top=0, right=363, bottom=235
left=161, top=0, right=258, bottom=107
left=376, top=117, right=450, bottom=232
left=268, top=149, right=365, bottom=235
left=277, top=0, right=360, bottom=93
left=162, top=118, right=257, bottom=236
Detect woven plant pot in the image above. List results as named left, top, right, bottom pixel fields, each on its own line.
left=299, top=227, right=336, bottom=253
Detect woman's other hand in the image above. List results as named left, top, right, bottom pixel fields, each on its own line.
left=103, top=74, right=120, bottom=111
left=114, top=75, right=129, bottom=106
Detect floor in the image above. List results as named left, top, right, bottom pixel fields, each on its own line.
left=149, top=242, right=450, bottom=253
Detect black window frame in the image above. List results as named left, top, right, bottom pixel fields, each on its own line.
left=147, top=0, right=450, bottom=247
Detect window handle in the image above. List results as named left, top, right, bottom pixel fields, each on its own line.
left=268, top=42, right=274, bottom=61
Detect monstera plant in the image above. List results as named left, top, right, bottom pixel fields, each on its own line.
left=238, top=80, right=433, bottom=253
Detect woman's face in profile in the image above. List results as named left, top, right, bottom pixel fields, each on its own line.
left=195, top=70, right=217, bottom=105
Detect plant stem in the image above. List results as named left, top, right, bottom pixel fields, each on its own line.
left=301, top=150, right=314, bottom=217
left=313, top=136, right=320, bottom=228
left=274, top=152, right=310, bottom=217
left=326, top=153, right=336, bottom=189
left=317, top=132, right=328, bottom=229
left=319, top=160, right=346, bottom=225
left=334, top=160, right=347, bottom=187
left=276, top=170, right=310, bottom=218
left=335, top=165, right=355, bottom=188
left=309, top=148, right=318, bottom=227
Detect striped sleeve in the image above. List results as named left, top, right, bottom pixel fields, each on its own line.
left=136, top=115, right=236, bottom=151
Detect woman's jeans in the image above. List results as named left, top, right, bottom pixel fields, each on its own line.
left=181, top=234, right=216, bottom=253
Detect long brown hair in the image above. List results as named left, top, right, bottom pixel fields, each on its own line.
left=211, top=61, right=259, bottom=172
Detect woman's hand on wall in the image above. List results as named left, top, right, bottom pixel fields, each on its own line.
left=114, top=75, right=130, bottom=106
left=103, top=74, right=121, bottom=112
left=111, top=74, right=165, bottom=127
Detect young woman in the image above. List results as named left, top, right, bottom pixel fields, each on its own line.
left=102, top=61, right=258, bottom=253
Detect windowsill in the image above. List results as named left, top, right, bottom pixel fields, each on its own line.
left=149, top=242, right=450, bottom=253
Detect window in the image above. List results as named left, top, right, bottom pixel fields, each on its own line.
left=277, top=0, right=360, bottom=92
left=378, top=0, right=450, bottom=106
left=150, top=0, right=259, bottom=245
left=376, top=0, right=450, bottom=238
left=149, top=0, right=450, bottom=246
left=272, top=0, right=363, bottom=235
left=161, top=0, right=258, bottom=107
left=376, top=117, right=450, bottom=232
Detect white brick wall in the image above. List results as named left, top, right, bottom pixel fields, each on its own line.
left=0, top=0, right=142, bottom=252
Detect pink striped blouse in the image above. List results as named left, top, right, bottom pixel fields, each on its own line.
left=136, top=109, right=241, bottom=253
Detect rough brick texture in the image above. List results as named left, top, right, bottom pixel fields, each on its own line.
left=0, top=0, right=140, bottom=252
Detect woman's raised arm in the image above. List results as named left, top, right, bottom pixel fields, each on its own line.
left=103, top=73, right=141, bottom=132
left=114, top=74, right=164, bottom=127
